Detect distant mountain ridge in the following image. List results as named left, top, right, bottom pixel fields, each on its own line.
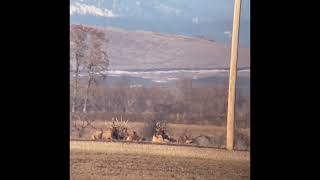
left=70, top=0, right=250, bottom=47
left=70, top=24, right=250, bottom=71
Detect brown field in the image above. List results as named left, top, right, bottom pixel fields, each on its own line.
left=70, top=141, right=250, bottom=180
left=71, top=121, right=250, bottom=179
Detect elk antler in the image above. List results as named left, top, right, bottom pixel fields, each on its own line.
left=122, top=119, right=129, bottom=128
left=111, top=117, right=115, bottom=126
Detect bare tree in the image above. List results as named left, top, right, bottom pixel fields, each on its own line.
left=82, top=28, right=109, bottom=113
left=70, top=25, right=88, bottom=112
left=70, top=25, right=110, bottom=113
left=177, top=77, right=193, bottom=104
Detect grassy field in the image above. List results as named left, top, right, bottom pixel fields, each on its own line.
left=70, top=141, right=250, bottom=180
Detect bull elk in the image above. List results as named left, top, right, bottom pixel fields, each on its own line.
left=152, top=122, right=176, bottom=143
left=72, top=113, right=93, bottom=138
left=91, top=117, right=129, bottom=141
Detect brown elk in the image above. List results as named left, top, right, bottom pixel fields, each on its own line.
left=152, top=122, right=176, bottom=143
left=152, top=134, right=165, bottom=143
left=91, top=117, right=129, bottom=141
left=178, top=135, right=193, bottom=144
left=91, top=128, right=105, bottom=140
left=90, top=121, right=109, bottom=141
left=126, top=130, right=143, bottom=141
left=177, top=130, right=193, bottom=144
left=72, top=113, right=94, bottom=138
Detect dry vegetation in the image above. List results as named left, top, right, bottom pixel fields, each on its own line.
left=70, top=141, right=250, bottom=180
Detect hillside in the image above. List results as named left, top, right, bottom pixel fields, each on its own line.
left=70, top=24, right=250, bottom=71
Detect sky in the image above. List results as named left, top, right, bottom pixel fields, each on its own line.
left=70, top=0, right=250, bottom=47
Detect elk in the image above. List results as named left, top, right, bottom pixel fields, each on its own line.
left=152, top=122, right=176, bottom=143
left=126, top=130, right=143, bottom=141
left=178, top=130, right=193, bottom=144
left=152, top=122, right=166, bottom=143
left=72, top=113, right=93, bottom=138
left=152, top=134, right=165, bottom=143
left=90, top=120, right=108, bottom=141
left=91, top=117, right=129, bottom=141
left=91, top=127, right=104, bottom=140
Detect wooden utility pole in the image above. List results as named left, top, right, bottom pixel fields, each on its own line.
left=226, top=0, right=242, bottom=150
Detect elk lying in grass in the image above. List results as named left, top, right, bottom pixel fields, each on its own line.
left=178, top=129, right=193, bottom=144
left=152, top=122, right=176, bottom=143
left=178, top=135, right=193, bottom=144
left=72, top=113, right=94, bottom=138
left=126, top=130, right=145, bottom=142
left=91, top=128, right=104, bottom=140
left=91, top=117, right=129, bottom=141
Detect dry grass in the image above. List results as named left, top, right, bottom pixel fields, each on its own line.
left=70, top=141, right=250, bottom=180
left=70, top=141, right=249, bottom=161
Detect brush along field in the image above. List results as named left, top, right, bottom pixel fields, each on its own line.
left=70, top=141, right=250, bottom=180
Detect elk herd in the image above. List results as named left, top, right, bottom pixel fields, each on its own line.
left=91, top=117, right=144, bottom=142
left=88, top=117, right=192, bottom=144
left=73, top=115, right=249, bottom=149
